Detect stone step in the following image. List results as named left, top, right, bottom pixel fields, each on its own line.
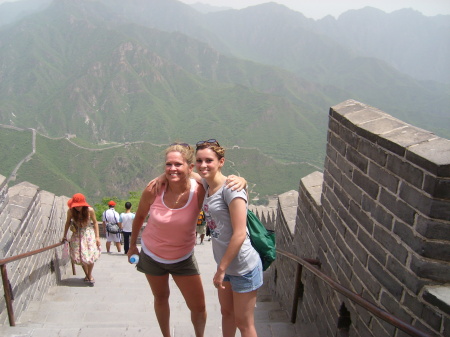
left=0, top=239, right=300, bottom=336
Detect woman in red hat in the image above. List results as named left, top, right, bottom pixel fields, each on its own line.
left=62, top=193, right=101, bottom=284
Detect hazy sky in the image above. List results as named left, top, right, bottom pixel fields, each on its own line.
left=0, top=0, right=449, bottom=19
left=178, top=0, right=450, bottom=19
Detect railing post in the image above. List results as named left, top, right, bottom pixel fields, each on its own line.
left=1, top=264, right=15, bottom=326
left=290, top=262, right=303, bottom=323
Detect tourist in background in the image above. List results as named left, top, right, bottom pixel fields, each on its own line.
left=62, top=193, right=101, bottom=285
left=196, top=210, right=206, bottom=245
left=102, top=200, right=122, bottom=253
left=119, top=201, right=135, bottom=254
left=196, top=139, right=261, bottom=337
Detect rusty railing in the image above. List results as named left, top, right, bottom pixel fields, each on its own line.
left=277, top=248, right=431, bottom=337
left=0, top=242, right=75, bottom=327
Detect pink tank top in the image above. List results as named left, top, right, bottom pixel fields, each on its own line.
left=141, top=179, right=200, bottom=260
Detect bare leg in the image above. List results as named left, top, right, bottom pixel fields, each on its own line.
left=115, top=242, right=122, bottom=252
left=218, top=282, right=237, bottom=337
left=233, top=290, right=258, bottom=337
left=173, top=274, right=207, bottom=337
left=106, top=241, right=111, bottom=253
left=85, top=263, right=95, bottom=281
left=146, top=274, right=172, bottom=337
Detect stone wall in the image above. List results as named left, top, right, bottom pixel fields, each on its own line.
left=0, top=177, right=72, bottom=325
left=268, top=100, right=449, bottom=337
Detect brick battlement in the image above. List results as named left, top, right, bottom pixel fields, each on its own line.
left=264, top=100, right=449, bottom=336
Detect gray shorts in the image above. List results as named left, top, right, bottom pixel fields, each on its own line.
left=136, top=251, right=200, bottom=276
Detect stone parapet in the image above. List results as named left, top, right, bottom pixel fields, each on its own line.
left=266, top=100, right=449, bottom=337
left=0, top=181, right=72, bottom=325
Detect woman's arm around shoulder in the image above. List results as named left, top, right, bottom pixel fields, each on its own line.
left=196, top=181, right=206, bottom=209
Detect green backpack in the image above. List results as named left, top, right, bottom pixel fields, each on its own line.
left=247, top=210, right=276, bottom=271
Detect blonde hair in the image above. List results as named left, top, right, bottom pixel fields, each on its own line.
left=165, top=143, right=195, bottom=165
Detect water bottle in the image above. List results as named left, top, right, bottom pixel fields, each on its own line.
left=129, top=254, right=139, bottom=264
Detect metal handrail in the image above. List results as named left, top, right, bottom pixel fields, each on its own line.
left=276, top=248, right=431, bottom=337
left=0, top=241, right=72, bottom=327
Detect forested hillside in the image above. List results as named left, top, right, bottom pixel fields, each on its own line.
left=0, top=0, right=448, bottom=203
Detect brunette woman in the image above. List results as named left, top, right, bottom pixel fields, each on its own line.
left=196, top=139, right=261, bottom=337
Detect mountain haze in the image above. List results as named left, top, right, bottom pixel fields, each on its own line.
left=0, top=0, right=448, bottom=203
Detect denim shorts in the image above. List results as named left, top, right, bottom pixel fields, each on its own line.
left=223, top=259, right=263, bottom=293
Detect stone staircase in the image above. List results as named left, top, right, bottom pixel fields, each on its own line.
left=0, top=239, right=299, bottom=337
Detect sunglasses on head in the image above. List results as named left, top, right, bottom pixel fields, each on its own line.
left=196, top=139, right=220, bottom=148
left=170, top=142, right=191, bottom=148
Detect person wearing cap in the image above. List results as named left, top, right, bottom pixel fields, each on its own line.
left=102, top=200, right=122, bottom=253
left=62, top=193, right=101, bottom=284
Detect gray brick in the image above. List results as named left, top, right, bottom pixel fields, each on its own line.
left=364, top=197, right=394, bottom=231
left=368, top=257, right=403, bottom=300
left=336, top=152, right=355, bottom=180
left=338, top=122, right=360, bottom=149
left=381, top=291, right=412, bottom=324
left=350, top=199, right=374, bottom=234
left=333, top=185, right=351, bottom=210
left=399, top=183, right=433, bottom=216
left=368, top=161, right=399, bottom=193
left=423, top=174, right=450, bottom=199
left=415, top=215, right=450, bottom=241
left=386, top=256, right=424, bottom=295
left=430, top=198, right=450, bottom=221
left=393, top=220, right=423, bottom=253
left=326, top=141, right=339, bottom=163
left=329, top=132, right=346, bottom=157
left=406, top=137, right=450, bottom=177
left=358, top=228, right=387, bottom=266
left=386, top=154, right=424, bottom=189
left=358, top=138, right=388, bottom=167
left=347, top=146, right=369, bottom=173
left=410, top=254, right=450, bottom=283
left=422, top=240, right=450, bottom=261
left=403, top=291, right=425, bottom=318
left=374, top=226, right=408, bottom=264
left=345, top=230, right=368, bottom=265
left=338, top=205, right=358, bottom=234
left=379, top=188, right=415, bottom=225
left=353, top=169, right=379, bottom=199
left=421, top=304, right=443, bottom=332
left=352, top=259, right=381, bottom=299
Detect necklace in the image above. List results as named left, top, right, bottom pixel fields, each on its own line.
left=170, top=182, right=190, bottom=205
left=174, top=190, right=186, bottom=204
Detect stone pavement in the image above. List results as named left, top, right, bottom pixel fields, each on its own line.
left=0, top=239, right=299, bottom=337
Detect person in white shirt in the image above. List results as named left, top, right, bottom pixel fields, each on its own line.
left=102, top=200, right=122, bottom=253
left=119, top=202, right=135, bottom=254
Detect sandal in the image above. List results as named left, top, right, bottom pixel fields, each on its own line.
left=83, top=277, right=89, bottom=282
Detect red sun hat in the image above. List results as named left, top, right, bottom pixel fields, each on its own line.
left=108, top=200, right=116, bottom=206
left=70, top=193, right=90, bottom=208
left=67, top=198, right=73, bottom=208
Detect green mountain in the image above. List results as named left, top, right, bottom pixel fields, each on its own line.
left=1, top=128, right=310, bottom=204
left=0, top=0, right=448, bottom=203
